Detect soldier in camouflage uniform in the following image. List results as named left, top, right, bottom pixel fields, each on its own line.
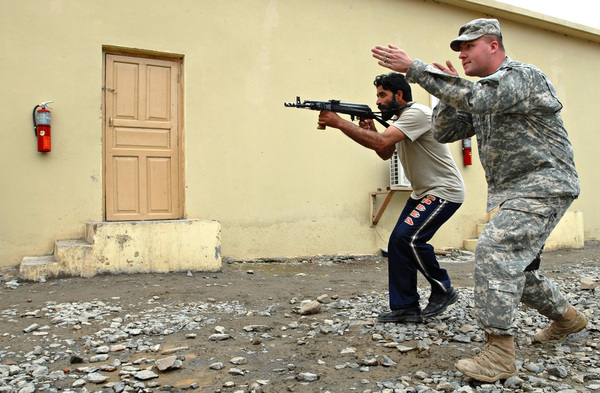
left=371, top=18, right=588, bottom=382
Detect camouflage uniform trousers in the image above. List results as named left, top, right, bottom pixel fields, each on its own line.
left=473, top=196, right=574, bottom=335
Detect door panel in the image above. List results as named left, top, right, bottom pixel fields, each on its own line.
left=113, top=156, right=140, bottom=214
left=147, top=65, right=170, bottom=120
left=148, top=158, right=171, bottom=212
left=105, top=54, right=182, bottom=221
left=114, top=62, right=139, bottom=119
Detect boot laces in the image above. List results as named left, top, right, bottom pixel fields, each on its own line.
left=472, top=343, right=495, bottom=364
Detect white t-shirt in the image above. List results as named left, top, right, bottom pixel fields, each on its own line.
left=392, top=103, right=465, bottom=203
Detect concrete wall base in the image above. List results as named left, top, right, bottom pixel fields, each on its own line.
left=20, top=219, right=221, bottom=281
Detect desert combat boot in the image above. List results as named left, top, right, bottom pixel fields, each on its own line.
left=455, top=334, right=517, bottom=382
left=533, top=305, right=588, bottom=344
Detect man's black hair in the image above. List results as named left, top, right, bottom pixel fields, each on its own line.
left=373, top=73, right=412, bottom=102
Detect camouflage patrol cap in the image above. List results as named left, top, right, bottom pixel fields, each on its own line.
left=450, top=18, right=502, bottom=51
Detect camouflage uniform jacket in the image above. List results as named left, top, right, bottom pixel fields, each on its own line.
left=406, top=57, right=580, bottom=211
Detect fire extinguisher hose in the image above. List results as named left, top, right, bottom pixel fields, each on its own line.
left=32, top=105, right=40, bottom=136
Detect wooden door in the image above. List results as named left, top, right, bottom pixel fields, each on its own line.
left=104, top=54, right=183, bottom=221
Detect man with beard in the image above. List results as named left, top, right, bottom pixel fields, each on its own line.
left=318, top=72, right=465, bottom=323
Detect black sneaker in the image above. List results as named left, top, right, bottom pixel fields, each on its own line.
left=377, top=306, right=423, bottom=323
left=422, top=287, right=458, bottom=318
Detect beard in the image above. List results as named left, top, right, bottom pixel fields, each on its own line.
left=378, top=97, right=403, bottom=121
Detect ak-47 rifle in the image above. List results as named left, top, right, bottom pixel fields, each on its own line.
left=284, top=96, right=390, bottom=130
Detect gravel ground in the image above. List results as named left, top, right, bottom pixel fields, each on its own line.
left=0, top=241, right=598, bottom=393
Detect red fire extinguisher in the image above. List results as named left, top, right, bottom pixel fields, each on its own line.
left=33, top=101, right=53, bottom=152
left=462, top=137, right=472, bottom=166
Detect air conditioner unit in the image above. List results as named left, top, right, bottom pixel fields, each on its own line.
left=390, top=151, right=411, bottom=187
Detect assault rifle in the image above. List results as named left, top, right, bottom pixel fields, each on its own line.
left=284, top=96, right=390, bottom=130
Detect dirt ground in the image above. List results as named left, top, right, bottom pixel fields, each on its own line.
left=1, top=241, right=598, bottom=392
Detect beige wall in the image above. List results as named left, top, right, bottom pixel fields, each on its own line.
left=1, top=0, right=598, bottom=267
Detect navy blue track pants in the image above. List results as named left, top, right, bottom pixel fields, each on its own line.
left=387, top=195, right=462, bottom=310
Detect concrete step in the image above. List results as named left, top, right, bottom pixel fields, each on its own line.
left=476, top=223, right=487, bottom=237
left=55, top=239, right=93, bottom=277
left=463, top=238, right=478, bottom=251
left=20, top=239, right=94, bottom=280
left=463, top=210, right=496, bottom=251
left=19, top=219, right=222, bottom=281
left=20, top=255, right=61, bottom=281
